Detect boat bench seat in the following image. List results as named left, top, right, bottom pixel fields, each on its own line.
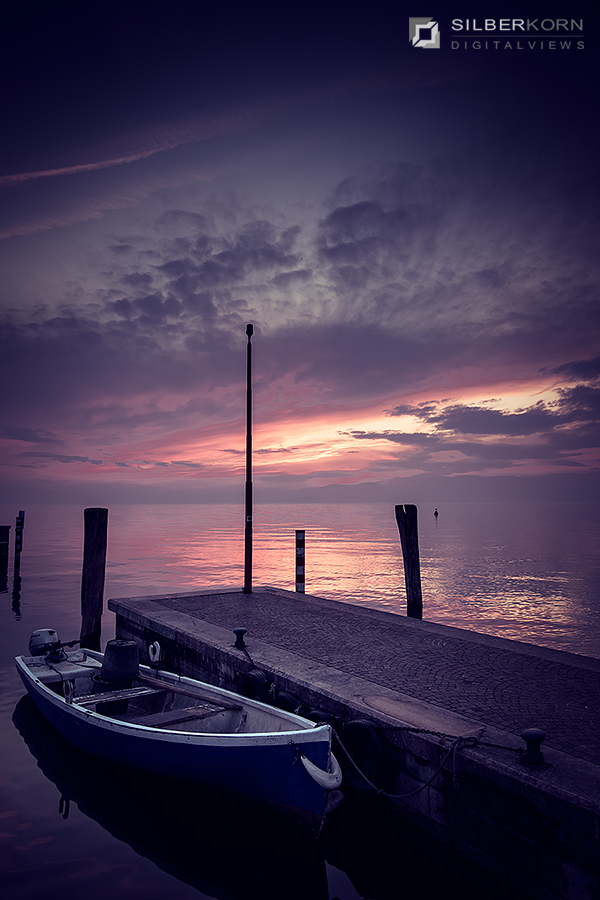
left=75, top=685, right=166, bottom=706
left=125, top=704, right=242, bottom=728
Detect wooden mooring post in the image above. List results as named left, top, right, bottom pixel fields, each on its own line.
left=395, top=504, right=423, bottom=619
left=80, top=507, right=108, bottom=650
left=295, top=530, right=305, bottom=592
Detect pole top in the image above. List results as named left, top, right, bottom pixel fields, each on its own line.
left=246, top=323, right=253, bottom=337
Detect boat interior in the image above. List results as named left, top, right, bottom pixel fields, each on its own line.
left=22, top=652, right=316, bottom=736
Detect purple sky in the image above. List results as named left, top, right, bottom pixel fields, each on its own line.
left=1, top=2, right=598, bottom=505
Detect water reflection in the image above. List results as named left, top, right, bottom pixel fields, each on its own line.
left=2, top=501, right=599, bottom=657
left=11, top=571, right=21, bottom=620
left=12, top=695, right=514, bottom=900
left=0, top=523, right=8, bottom=593
left=1, top=514, right=23, bottom=618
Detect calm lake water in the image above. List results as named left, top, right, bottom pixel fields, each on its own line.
left=1, top=500, right=599, bottom=899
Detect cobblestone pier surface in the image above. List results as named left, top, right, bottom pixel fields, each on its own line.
left=110, top=585, right=600, bottom=765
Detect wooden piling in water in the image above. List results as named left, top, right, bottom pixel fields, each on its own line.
left=295, top=530, right=305, bottom=592
left=80, top=507, right=108, bottom=650
left=395, top=504, right=423, bottom=619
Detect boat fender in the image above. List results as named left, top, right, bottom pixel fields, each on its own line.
left=306, top=708, right=339, bottom=729
left=325, top=788, right=345, bottom=815
left=148, top=641, right=162, bottom=666
left=338, top=720, right=395, bottom=793
left=301, top=752, right=343, bottom=790
left=239, top=669, right=271, bottom=702
left=273, top=691, right=301, bottom=712
left=63, top=680, right=74, bottom=705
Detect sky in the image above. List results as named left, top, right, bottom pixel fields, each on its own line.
left=1, top=1, right=599, bottom=505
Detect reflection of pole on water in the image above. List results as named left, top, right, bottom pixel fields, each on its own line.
left=13, top=509, right=24, bottom=586
left=12, top=511, right=24, bottom=619
left=0, top=524, right=9, bottom=593
left=12, top=572, right=22, bottom=619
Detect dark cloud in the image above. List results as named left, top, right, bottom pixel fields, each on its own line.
left=474, top=268, right=507, bottom=289
left=387, top=403, right=443, bottom=417
left=22, top=452, right=105, bottom=465
left=133, top=292, right=184, bottom=320
left=256, top=447, right=295, bottom=455
left=311, top=153, right=600, bottom=360
left=148, top=219, right=303, bottom=294
left=387, top=389, right=600, bottom=441
left=157, top=210, right=209, bottom=231
left=346, top=430, right=440, bottom=446
left=551, top=355, right=600, bottom=383
left=121, top=272, right=154, bottom=289
left=0, top=426, right=62, bottom=444
left=346, top=377, right=600, bottom=475
left=556, top=384, right=600, bottom=421
left=351, top=430, right=578, bottom=462
left=270, top=269, right=312, bottom=287
left=427, top=403, right=554, bottom=436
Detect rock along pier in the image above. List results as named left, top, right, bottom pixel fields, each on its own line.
left=108, top=585, right=600, bottom=900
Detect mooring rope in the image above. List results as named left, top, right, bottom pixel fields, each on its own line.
left=333, top=724, right=521, bottom=801
left=387, top=724, right=522, bottom=755
left=333, top=729, right=479, bottom=799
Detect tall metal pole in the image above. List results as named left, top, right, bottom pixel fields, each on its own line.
left=243, top=324, right=253, bottom=594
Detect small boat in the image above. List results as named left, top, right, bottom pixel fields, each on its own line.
left=15, top=631, right=343, bottom=831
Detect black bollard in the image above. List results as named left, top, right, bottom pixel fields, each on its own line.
left=80, top=508, right=108, bottom=650
left=520, top=727, right=549, bottom=769
left=395, top=504, right=423, bottom=619
left=233, top=628, right=248, bottom=650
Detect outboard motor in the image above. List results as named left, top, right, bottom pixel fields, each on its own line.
left=29, top=629, right=61, bottom=656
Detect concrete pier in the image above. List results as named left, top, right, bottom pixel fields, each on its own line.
left=109, top=585, right=600, bottom=900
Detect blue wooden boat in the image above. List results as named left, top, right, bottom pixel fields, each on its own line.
left=15, top=633, right=343, bottom=831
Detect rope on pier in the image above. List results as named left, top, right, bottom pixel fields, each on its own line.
left=334, top=729, right=479, bottom=799
left=334, top=725, right=521, bottom=801
left=386, top=724, right=523, bottom=756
